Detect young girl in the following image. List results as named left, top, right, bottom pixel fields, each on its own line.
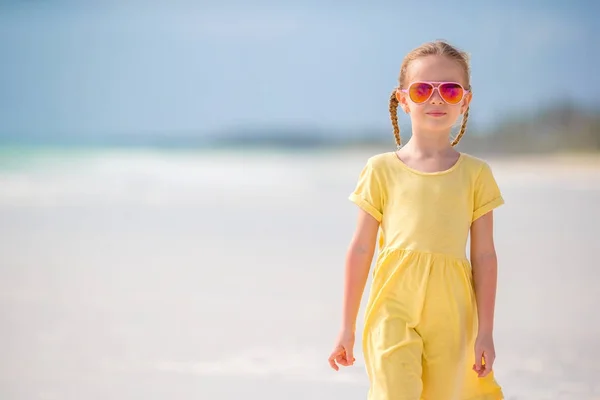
left=328, top=40, right=505, bottom=400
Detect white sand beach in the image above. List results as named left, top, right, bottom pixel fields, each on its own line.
left=0, top=148, right=599, bottom=400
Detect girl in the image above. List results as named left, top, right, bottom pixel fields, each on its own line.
left=328, top=40, right=505, bottom=400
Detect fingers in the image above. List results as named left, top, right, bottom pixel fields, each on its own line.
left=328, top=346, right=343, bottom=371
left=334, top=350, right=352, bottom=367
left=473, top=347, right=483, bottom=372
left=328, top=352, right=339, bottom=371
left=472, top=350, right=495, bottom=377
left=346, top=348, right=355, bottom=366
left=480, top=351, right=495, bottom=377
left=328, top=346, right=355, bottom=371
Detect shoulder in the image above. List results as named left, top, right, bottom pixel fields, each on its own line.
left=351, top=152, right=397, bottom=191
left=363, top=151, right=395, bottom=167
left=460, top=153, right=503, bottom=196
left=459, top=153, right=495, bottom=176
left=357, top=152, right=397, bottom=181
left=360, top=151, right=397, bottom=173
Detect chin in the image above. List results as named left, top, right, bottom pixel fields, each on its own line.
left=420, top=119, right=456, bottom=132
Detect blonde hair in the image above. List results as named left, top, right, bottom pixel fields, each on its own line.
left=390, top=40, right=471, bottom=148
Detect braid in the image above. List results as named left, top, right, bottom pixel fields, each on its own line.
left=451, top=106, right=470, bottom=147
left=389, top=89, right=401, bottom=148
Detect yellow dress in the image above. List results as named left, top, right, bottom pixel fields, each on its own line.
left=349, top=152, right=505, bottom=400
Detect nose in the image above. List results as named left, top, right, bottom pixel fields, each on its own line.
left=429, top=87, right=444, bottom=104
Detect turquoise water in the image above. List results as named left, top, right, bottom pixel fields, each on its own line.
left=0, top=145, right=215, bottom=174
left=0, top=145, right=141, bottom=171
left=0, top=144, right=332, bottom=171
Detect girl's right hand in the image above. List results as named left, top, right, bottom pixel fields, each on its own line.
left=328, top=330, right=356, bottom=371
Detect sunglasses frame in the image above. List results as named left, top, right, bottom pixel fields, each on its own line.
left=400, top=81, right=470, bottom=105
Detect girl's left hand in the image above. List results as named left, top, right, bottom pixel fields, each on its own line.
left=473, top=332, right=495, bottom=377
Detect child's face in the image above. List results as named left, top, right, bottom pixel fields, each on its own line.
left=397, top=55, right=472, bottom=134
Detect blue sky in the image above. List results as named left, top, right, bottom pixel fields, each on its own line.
left=0, top=0, right=598, bottom=139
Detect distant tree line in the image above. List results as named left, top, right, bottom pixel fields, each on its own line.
left=319, top=103, right=598, bottom=154
left=456, top=103, right=600, bottom=154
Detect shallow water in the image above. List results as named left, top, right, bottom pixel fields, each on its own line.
left=1, top=148, right=599, bottom=399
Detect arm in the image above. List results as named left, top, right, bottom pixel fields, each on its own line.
left=329, top=158, right=383, bottom=371
left=470, top=210, right=498, bottom=335
left=341, top=208, right=379, bottom=333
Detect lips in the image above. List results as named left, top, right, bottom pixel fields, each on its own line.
left=426, top=111, right=447, bottom=116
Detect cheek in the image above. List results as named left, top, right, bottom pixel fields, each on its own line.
left=448, top=107, right=464, bottom=120
left=407, top=103, right=427, bottom=115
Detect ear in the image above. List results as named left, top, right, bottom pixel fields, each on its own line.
left=396, top=89, right=410, bottom=114
left=461, top=91, right=472, bottom=114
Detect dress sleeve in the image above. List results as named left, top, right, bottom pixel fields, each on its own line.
left=348, top=159, right=384, bottom=222
left=472, top=162, right=505, bottom=222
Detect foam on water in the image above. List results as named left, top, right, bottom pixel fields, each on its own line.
left=1, top=149, right=598, bottom=207
left=0, top=149, right=332, bottom=206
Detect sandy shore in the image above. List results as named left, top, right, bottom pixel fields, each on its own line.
left=0, top=149, right=599, bottom=399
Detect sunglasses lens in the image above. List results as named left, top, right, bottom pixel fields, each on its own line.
left=408, top=83, right=434, bottom=103
left=439, top=83, right=464, bottom=104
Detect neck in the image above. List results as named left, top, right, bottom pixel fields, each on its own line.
left=403, top=128, right=454, bottom=156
